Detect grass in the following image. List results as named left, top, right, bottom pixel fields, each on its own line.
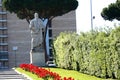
left=46, top=68, right=104, bottom=80
left=16, top=67, right=114, bottom=80
left=16, top=68, right=43, bottom=80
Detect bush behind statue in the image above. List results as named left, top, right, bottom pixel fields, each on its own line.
left=53, top=27, right=120, bottom=79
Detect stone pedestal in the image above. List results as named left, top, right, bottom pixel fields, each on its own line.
left=30, top=50, right=45, bottom=66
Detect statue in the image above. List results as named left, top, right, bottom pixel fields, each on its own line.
left=29, top=13, right=45, bottom=52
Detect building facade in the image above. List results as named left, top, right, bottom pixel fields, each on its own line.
left=0, top=1, right=8, bottom=68
left=0, top=1, right=76, bottom=68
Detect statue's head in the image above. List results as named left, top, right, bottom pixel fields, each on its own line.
left=34, top=13, right=39, bottom=19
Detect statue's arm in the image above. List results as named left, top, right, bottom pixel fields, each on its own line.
left=29, top=21, right=34, bottom=31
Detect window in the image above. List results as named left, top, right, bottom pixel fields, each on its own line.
left=49, top=29, right=52, bottom=37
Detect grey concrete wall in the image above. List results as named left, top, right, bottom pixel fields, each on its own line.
left=7, top=13, right=31, bottom=68
left=52, top=11, right=76, bottom=37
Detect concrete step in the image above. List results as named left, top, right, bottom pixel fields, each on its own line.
left=0, top=74, right=28, bottom=79
left=0, top=74, right=24, bottom=78
left=0, top=79, right=26, bottom=80
left=0, top=69, right=29, bottom=80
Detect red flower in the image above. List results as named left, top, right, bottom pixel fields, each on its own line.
left=19, top=64, right=74, bottom=80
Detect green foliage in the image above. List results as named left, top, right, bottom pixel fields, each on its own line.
left=101, top=0, right=120, bottom=21
left=53, top=32, right=79, bottom=70
left=2, top=0, right=78, bottom=21
left=53, top=27, right=120, bottom=79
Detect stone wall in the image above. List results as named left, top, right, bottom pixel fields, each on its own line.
left=52, top=11, right=76, bottom=37
left=7, top=13, right=31, bottom=68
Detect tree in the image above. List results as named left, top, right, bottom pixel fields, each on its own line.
left=2, top=0, right=78, bottom=61
left=101, top=0, right=120, bottom=21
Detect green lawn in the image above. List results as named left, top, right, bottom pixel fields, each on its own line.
left=16, top=68, right=43, bottom=80
left=46, top=68, right=104, bottom=80
left=16, top=67, right=114, bottom=80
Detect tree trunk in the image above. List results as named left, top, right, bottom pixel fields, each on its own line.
left=26, top=18, right=30, bottom=24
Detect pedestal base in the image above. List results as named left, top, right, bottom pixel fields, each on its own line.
left=30, top=51, right=45, bottom=66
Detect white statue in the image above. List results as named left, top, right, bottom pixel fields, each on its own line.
left=29, top=13, right=45, bottom=52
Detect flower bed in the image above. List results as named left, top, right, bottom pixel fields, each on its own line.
left=20, top=63, right=74, bottom=80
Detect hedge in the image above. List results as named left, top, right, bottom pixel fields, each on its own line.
left=53, top=27, right=120, bottom=79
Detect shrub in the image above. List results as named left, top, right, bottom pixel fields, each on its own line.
left=53, top=27, right=120, bottom=79
left=53, top=32, right=79, bottom=70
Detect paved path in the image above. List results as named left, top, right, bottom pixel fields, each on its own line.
left=0, top=69, right=29, bottom=80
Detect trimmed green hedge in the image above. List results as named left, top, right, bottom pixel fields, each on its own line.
left=53, top=27, right=120, bottom=79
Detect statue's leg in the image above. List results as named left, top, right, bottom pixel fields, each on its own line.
left=31, top=34, right=38, bottom=51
